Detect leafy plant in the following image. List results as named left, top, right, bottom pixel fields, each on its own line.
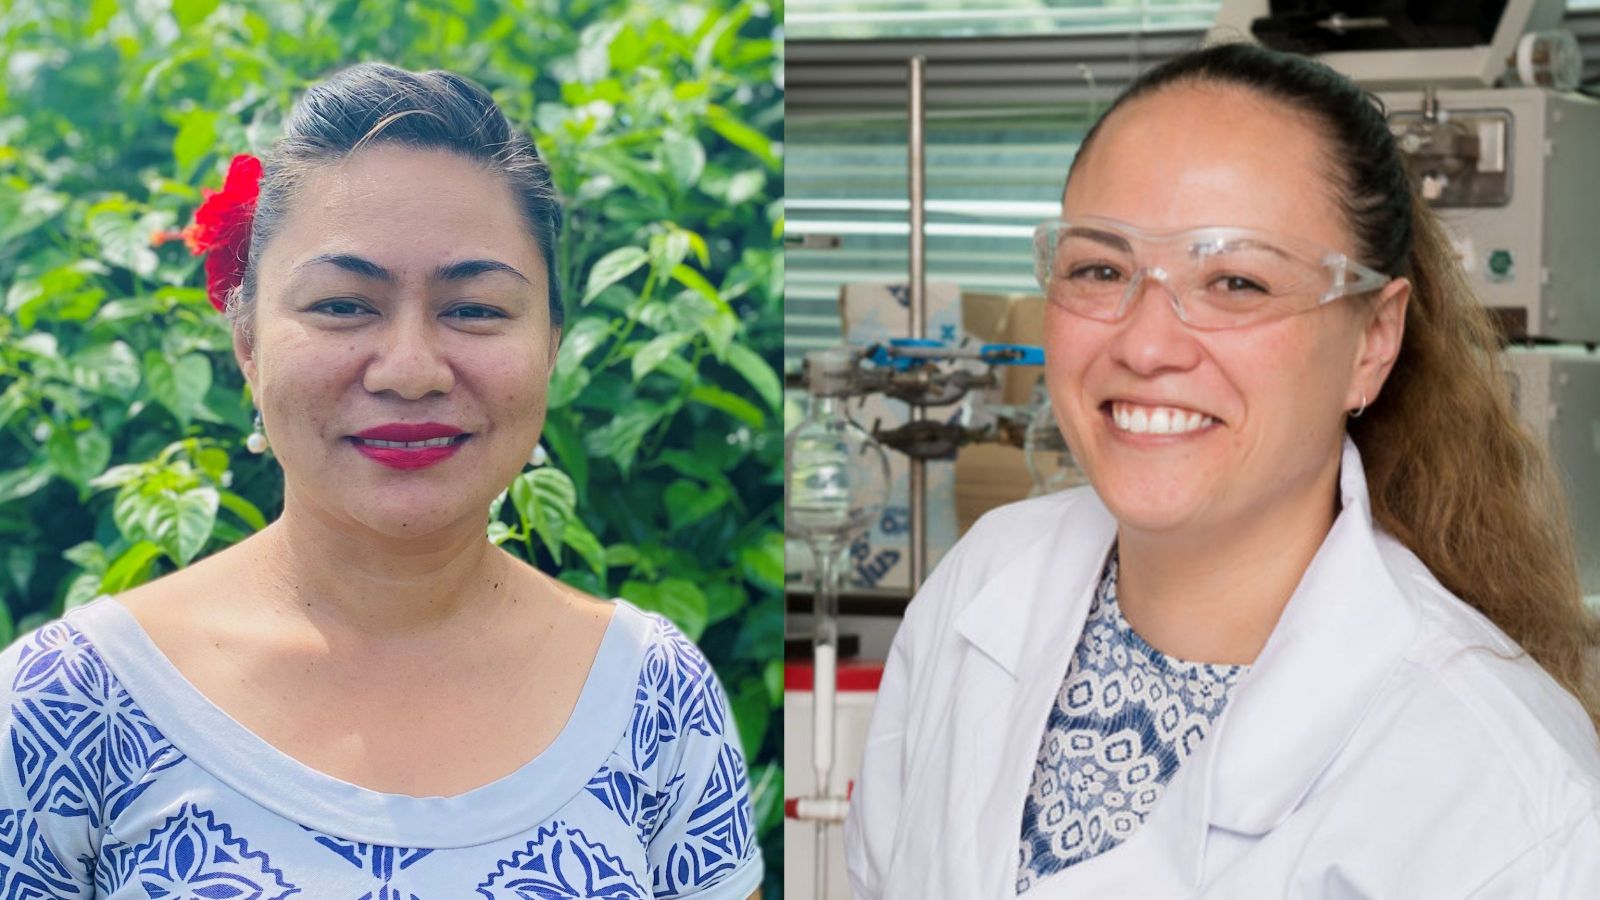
left=0, top=0, right=784, bottom=892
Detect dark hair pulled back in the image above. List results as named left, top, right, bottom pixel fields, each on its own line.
left=225, top=62, right=563, bottom=344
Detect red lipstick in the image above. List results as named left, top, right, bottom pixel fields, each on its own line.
left=348, top=422, right=470, bottom=471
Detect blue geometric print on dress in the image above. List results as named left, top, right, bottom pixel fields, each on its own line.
left=476, top=821, right=644, bottom=899
left=629, top=616, right=724, bottom=775
left=584, top=767, right=675, bottom=847
left=652, top=743, right=754, bottom=899
left=1016, top=550, right=1248, bottom=894
left=0, top=807, right=82, bottom=899
left=307, top=831, right=432, bottom=900
left=8, top=622, right=185, bottom=831
left=104, top=802, right=298, bottom=899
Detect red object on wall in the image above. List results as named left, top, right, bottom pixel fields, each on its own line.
left=784, top=660, right=885, bottom=693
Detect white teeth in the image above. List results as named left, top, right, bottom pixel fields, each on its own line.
left=1109, top=403, right=1214, bottom=436
left=356, top=436, right=459, bottom=449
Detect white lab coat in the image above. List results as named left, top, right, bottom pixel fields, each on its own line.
left=844, top=437, right=1600, bottom=899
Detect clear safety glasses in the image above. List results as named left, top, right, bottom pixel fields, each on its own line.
left=1031, top=217, right=1393, bottom=331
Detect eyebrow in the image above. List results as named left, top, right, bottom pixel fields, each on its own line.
left=293, top=253, right=532, bottom=286
left=1062, top=226, right=1132, bottom=253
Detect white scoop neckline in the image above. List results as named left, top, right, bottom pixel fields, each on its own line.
left=66, top=594, right=651, bottom=849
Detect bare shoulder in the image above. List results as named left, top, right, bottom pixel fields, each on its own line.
left=113, top=537, right=263, bottom=646
left=497, top=548, right=617, bottom=631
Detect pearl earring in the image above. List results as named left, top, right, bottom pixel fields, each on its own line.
left=528, top=443, right=548, bottom=467
left=246, top=410, right=269, bottom=454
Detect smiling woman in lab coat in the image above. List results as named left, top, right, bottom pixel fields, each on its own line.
left=845, top=42, right=1600, bottom=899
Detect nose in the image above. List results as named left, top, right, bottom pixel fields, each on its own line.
left=361, top=304, right=456, bottom=400
left=1106, top=268, right=1204, bottom=377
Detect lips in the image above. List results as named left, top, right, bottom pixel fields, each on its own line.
left=351, top=422, right=466, bottom=442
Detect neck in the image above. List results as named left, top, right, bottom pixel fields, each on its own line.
left=247, top=494, right=519, bottom=639
left=1113, top=456, right=1343, bottom=667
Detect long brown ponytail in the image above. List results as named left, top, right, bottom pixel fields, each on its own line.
left=1352, top=193, right=1600, bottom=737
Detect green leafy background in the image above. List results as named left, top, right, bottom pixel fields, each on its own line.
left=0, top=0, right=784, bottom=892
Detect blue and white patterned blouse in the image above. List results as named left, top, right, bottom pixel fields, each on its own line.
left=0, top=596, right=762, bottom=899
left=1016, top=550, right=1248, bottom=894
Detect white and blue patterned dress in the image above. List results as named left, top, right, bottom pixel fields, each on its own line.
left=0, top=596, right=763, bottom=899
left=1016, top=550, right=1247, bottom=894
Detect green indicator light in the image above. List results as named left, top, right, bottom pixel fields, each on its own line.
left=1488, top=249, right=1514, bottom=277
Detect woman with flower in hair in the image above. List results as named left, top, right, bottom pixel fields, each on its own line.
left=0, top=63, right=762, bottom=899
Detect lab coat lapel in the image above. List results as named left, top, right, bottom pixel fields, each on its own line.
left=1204, top=437, right=1422, bottom=836
left=950, top=493, right=1119, bottom=896
left=992, top=439, right=1422, bottom=898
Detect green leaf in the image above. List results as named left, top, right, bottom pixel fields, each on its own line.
left=102, top=541, right=164, bottom=594
left=510, top=468, right=578, bottom=561
left=660, top=130, right=706, bottom=190
left=172, top=0, right=221, bottom=29
left=0, top=182, right=67, bottom=246
left=89, top=463, right=146, bottom=491
left=156, top=487, right=219, bottom=567
left=557, top=316, right=613, bottom=369
left=546, top=363, right=591, bottom=411
left=218, top=489, right=266, bottom=532
left=730, top=678, right=770, bottom=762
left=4, top=545, right=35, bottom=600
left=0, top=383, right=29, bottom=432
left=664, top=478, right=730, bottom=531
left=45, top=424, right=112, bottom=490
left=706, top=105, right=780, bottom=169
left=582, top=246, right=648, bottom=304
left=700, top=309, right=737, bottom=360
left=196, top=447, right=229, bottom=482
left=71, top=341, right=141, bottom=397
left=651, top=230, right=692, bottom=275
left=725, top=344, right=781, bottom=411
left=487, top=521, right=515, bottom=546
left=86, top=202, right=161, bottom=278
left=144, top=352, right=212, bottom=428
left=539, top=413, right=588, bottom=499
left=62, top=541, right=108, bottom=574
left=582, top=406, right=663, bottom=474
left=724, top=169, right=765, bottom=206
left=705, top=579, right=747, bottom=626
left=63, top=571, right=105, bottom=611
left=604, top=543, right=640, bottom=567
left=656, top=577, right=710, bottom=639
left=631, top=332, right=692, bottom=383
left=563, top=516, right=606, bottom=576
left=669, top=264, right=728, bottom=313
left=739, top=531, right=784, bottom=592
left=172, top=109, right=219, bottom=179
left=689, top=384, right=764, bottom=429
left=764, top=657, right=783, bottom=705
left=0, top=462, right=55, bottom=505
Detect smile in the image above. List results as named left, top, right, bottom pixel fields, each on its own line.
left=1107, top=401, right=1217, bottom=436
left=346, top=434, right=471, bottom=470
left=351, top=436, right=465, bottom=449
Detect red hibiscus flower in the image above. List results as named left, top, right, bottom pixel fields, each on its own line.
left=153, top=154, right=262, bottom=313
